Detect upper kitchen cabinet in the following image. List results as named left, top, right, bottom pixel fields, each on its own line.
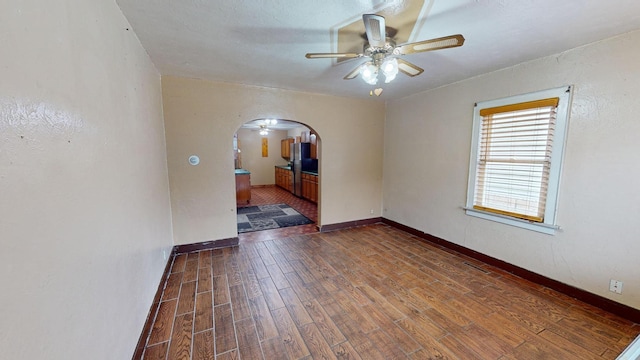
left=281, top=138, right=294, bottom=160
left=282, top=129, right=319, bottom=160
left=297, top=130, right=319, bottom=160
left=310, top=134, right=317, bottom=159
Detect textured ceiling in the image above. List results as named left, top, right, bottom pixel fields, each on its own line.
left=116, top=0, right=640, bottom=100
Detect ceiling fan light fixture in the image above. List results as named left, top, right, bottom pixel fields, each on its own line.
left=382, top=58, right=399, bottom=83
left=360, top=62, right=379, bottom=85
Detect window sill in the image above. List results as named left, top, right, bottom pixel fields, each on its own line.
left=464, top=207, right=558, bottom=235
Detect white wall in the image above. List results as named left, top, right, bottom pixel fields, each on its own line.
left=162, top=76, right=385, bottom=245
left=236, top=128, right=289, bottom=185
left=0, top=0, right=174, bottom=358
left=384, top=30, right=640, bottom=310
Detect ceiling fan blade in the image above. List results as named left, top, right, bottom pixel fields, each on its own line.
left=397, top=58, right=424, bottom=77
left=363, top=14, right=386, bottom=48
left=305, top=52, right=361, bottom=59
left=343, top=63, right=366, bottom=80
left=396, top=34, right=465, bottom=55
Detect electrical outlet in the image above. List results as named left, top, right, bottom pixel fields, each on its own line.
left=370, top=209, right=374, bottom=214
left=162, top=249, right=168, bottom=261
left=609, top=279, right=623, bottom=294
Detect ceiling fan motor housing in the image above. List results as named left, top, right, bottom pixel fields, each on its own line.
left=364, top=38, right=396, bottom=66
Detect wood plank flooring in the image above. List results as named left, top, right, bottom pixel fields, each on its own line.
left=141, top=224, right=639, bottom=359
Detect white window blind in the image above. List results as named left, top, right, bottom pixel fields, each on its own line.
left=473, top=98, right=559, bottom=222
left=466, top=86, right=572, bottom=234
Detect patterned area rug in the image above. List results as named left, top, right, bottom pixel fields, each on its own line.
left=237, top=203, right=314, bottom=233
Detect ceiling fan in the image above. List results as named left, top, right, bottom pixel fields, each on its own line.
left=305, top=14, right=465, bottom=85
left=258, top=125, right=270, bottom=136
left=242, top=119, right=279, bottom=135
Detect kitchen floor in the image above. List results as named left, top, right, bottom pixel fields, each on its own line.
left=237, top=186, right=319, bottom=242
left=139, top=224, right=639, bottom=359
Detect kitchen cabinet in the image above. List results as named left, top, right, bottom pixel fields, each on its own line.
left=285, top=170, right=292, bottom=192
left=301, top=172, right=318, bottom=203
left=235, top=169, right=251, bottom=204
left=275, top=166, right=292, bottom=192
left=310, top=134, right=317, bottom=159
left=281, top=138, right=294, bottom=159
left=275, top=167, right=281, bottom=188
left=275, top=166, right=316, bottom=202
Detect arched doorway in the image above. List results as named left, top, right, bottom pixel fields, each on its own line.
left=233, top=118, right=321, bottom=238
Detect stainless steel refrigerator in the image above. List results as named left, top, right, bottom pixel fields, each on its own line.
left=290, top=142, right=311, bottom=197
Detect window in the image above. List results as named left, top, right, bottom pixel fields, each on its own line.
left=465, top=86, right=572, bottom=234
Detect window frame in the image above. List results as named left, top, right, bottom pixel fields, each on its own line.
left=465, top=86, right=573, bottom=235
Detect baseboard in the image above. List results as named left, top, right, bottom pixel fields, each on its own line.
left=320, top=217, right=382, bottom=232
left=381, top=218, right=640, bottom=323
left=173, top=237, right=239, bottom=254
left=251, top=184, right=275, bottom=188
left=131, top=252, right=174, bottom=360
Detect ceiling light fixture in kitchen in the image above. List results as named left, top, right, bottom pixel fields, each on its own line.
left=259, top=119, right=278, bottom=136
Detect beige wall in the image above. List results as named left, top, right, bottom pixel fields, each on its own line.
left=236, top=128, right=289, bottom=185
left=0, top=0, right=174, bottom=358
left=384, top=30, right=640, bottom=309
left=289, top=125, right=312, bottom=139
left=162, top=76, right=385, bottom=244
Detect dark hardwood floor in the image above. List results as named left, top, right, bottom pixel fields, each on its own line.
left=140, top=222, right=639, bottom=359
